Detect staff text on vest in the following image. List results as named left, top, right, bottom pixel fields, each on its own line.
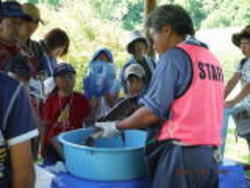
left=198, top=62, right=224, bottom=82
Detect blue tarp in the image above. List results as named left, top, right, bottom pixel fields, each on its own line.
left=219, top=160, right=246, bottom=188
left=51, top=160, right=245, bottom=188
left=52, top=173, right=151, bottom=188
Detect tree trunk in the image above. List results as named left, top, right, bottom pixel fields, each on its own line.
left=144, top=0, right=157, bottom=59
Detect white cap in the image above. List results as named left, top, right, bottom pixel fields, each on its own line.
left=124, top=64, right=145, bottom=80
left=125, top=30, right=147, bottom=54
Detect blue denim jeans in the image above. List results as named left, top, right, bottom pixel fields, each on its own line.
left=221, top=106, right=246, bottom=157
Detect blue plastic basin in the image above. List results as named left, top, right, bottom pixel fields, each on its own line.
left=58, top=128, right=147, bottom=181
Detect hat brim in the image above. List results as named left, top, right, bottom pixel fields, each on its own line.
left=4, top=12, right=32, bottom=21
left=125, top=72, right=143, bottom=80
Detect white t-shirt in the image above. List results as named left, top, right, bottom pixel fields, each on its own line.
left=236, top=58, right=250, bottom=108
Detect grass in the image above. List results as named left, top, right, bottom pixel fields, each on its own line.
left=224, top=127, right=249, bottom=163
left=224, top=119, right=250, bottom=178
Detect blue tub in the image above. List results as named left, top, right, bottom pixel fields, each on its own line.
left=58, top=128, right=147, bottom=181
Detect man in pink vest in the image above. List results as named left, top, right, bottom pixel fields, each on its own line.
left=96, top=4, right=224, bottom=188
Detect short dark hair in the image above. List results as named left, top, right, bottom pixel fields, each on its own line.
left=128, top=38, right=148, bottom=54
left=44, top=28, right=70, bottom=56
left=146, top=4, right=195, bottom=37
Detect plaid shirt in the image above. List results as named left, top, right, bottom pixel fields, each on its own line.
left=25, top=39, right=46, bottom=73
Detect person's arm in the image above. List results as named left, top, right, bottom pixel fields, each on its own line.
left=117, top=106, right=159, bottom=130
left=96, top=49, right=192, bottom=137
left=84, top=98, right=100, bottom=125
left=10, top=141, right=35, bottom=188
left=224, top=72, right=241, bottom=100
left=5, top=84, right=38, bottom=187
left=118, top=49, right=192, bottom=130
left=77, top=94, right=92, bottom=127
left=225, top=82, right=250, bottom=107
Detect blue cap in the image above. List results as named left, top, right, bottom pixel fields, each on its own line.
left=53, top=63, right=76, bottom=77
left=2, top=1, right=32, bottom=20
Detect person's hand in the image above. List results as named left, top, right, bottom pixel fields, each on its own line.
left=95, top=122, right=120, bottom=138
left=224, top=99, right=237, bottom=108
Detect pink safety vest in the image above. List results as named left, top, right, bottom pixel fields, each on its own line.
left=158, top=43, right=224, bottom=146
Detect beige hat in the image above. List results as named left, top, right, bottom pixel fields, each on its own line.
left=124, top=64, right=145, bottom=80
left=22, top=3, right=44, bottom=24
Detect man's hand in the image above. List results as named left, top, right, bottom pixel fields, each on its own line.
left=95, top=122, right=120, bottom=138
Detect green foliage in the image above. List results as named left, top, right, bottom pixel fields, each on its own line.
left=23, top=0, right=250, bottom=31
left=186, top=0, right=206, bottom=29
left=158, top=0, right=250, bottom=30
left=88, top=0, right=126, bottom=21
left=88, top=0, right=144, bottom=31
left=201, top=10, right=231, bottom=29
left=225, top=128, right=249, bottom=164
left=201, top=0, right=250, bottom=29
left=34, top=0, right=129, bottom=91
left=121, top=0, right=143, bottom=30
left=27, top=0, right=39, bottom=3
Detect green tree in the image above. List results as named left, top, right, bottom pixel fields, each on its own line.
left=121, top=1, right=143, bottom=30
left=186, top=0, right=206, bottom=29
left=88, top=0, right=144, bottom=30
left=35, top=0, right=128, bottom=91
left=159, top=0, right=249, bottom=29
left=201, top=0, right=250, bottom=29
left=28, top=0, right=39, bottom=3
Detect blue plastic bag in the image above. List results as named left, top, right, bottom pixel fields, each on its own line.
left=84, top=61, right=119, bottom=98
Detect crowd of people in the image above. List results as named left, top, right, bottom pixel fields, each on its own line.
left=0, top=1, right=250, bottom=188
left=0, top=1, right=154, bottom=187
